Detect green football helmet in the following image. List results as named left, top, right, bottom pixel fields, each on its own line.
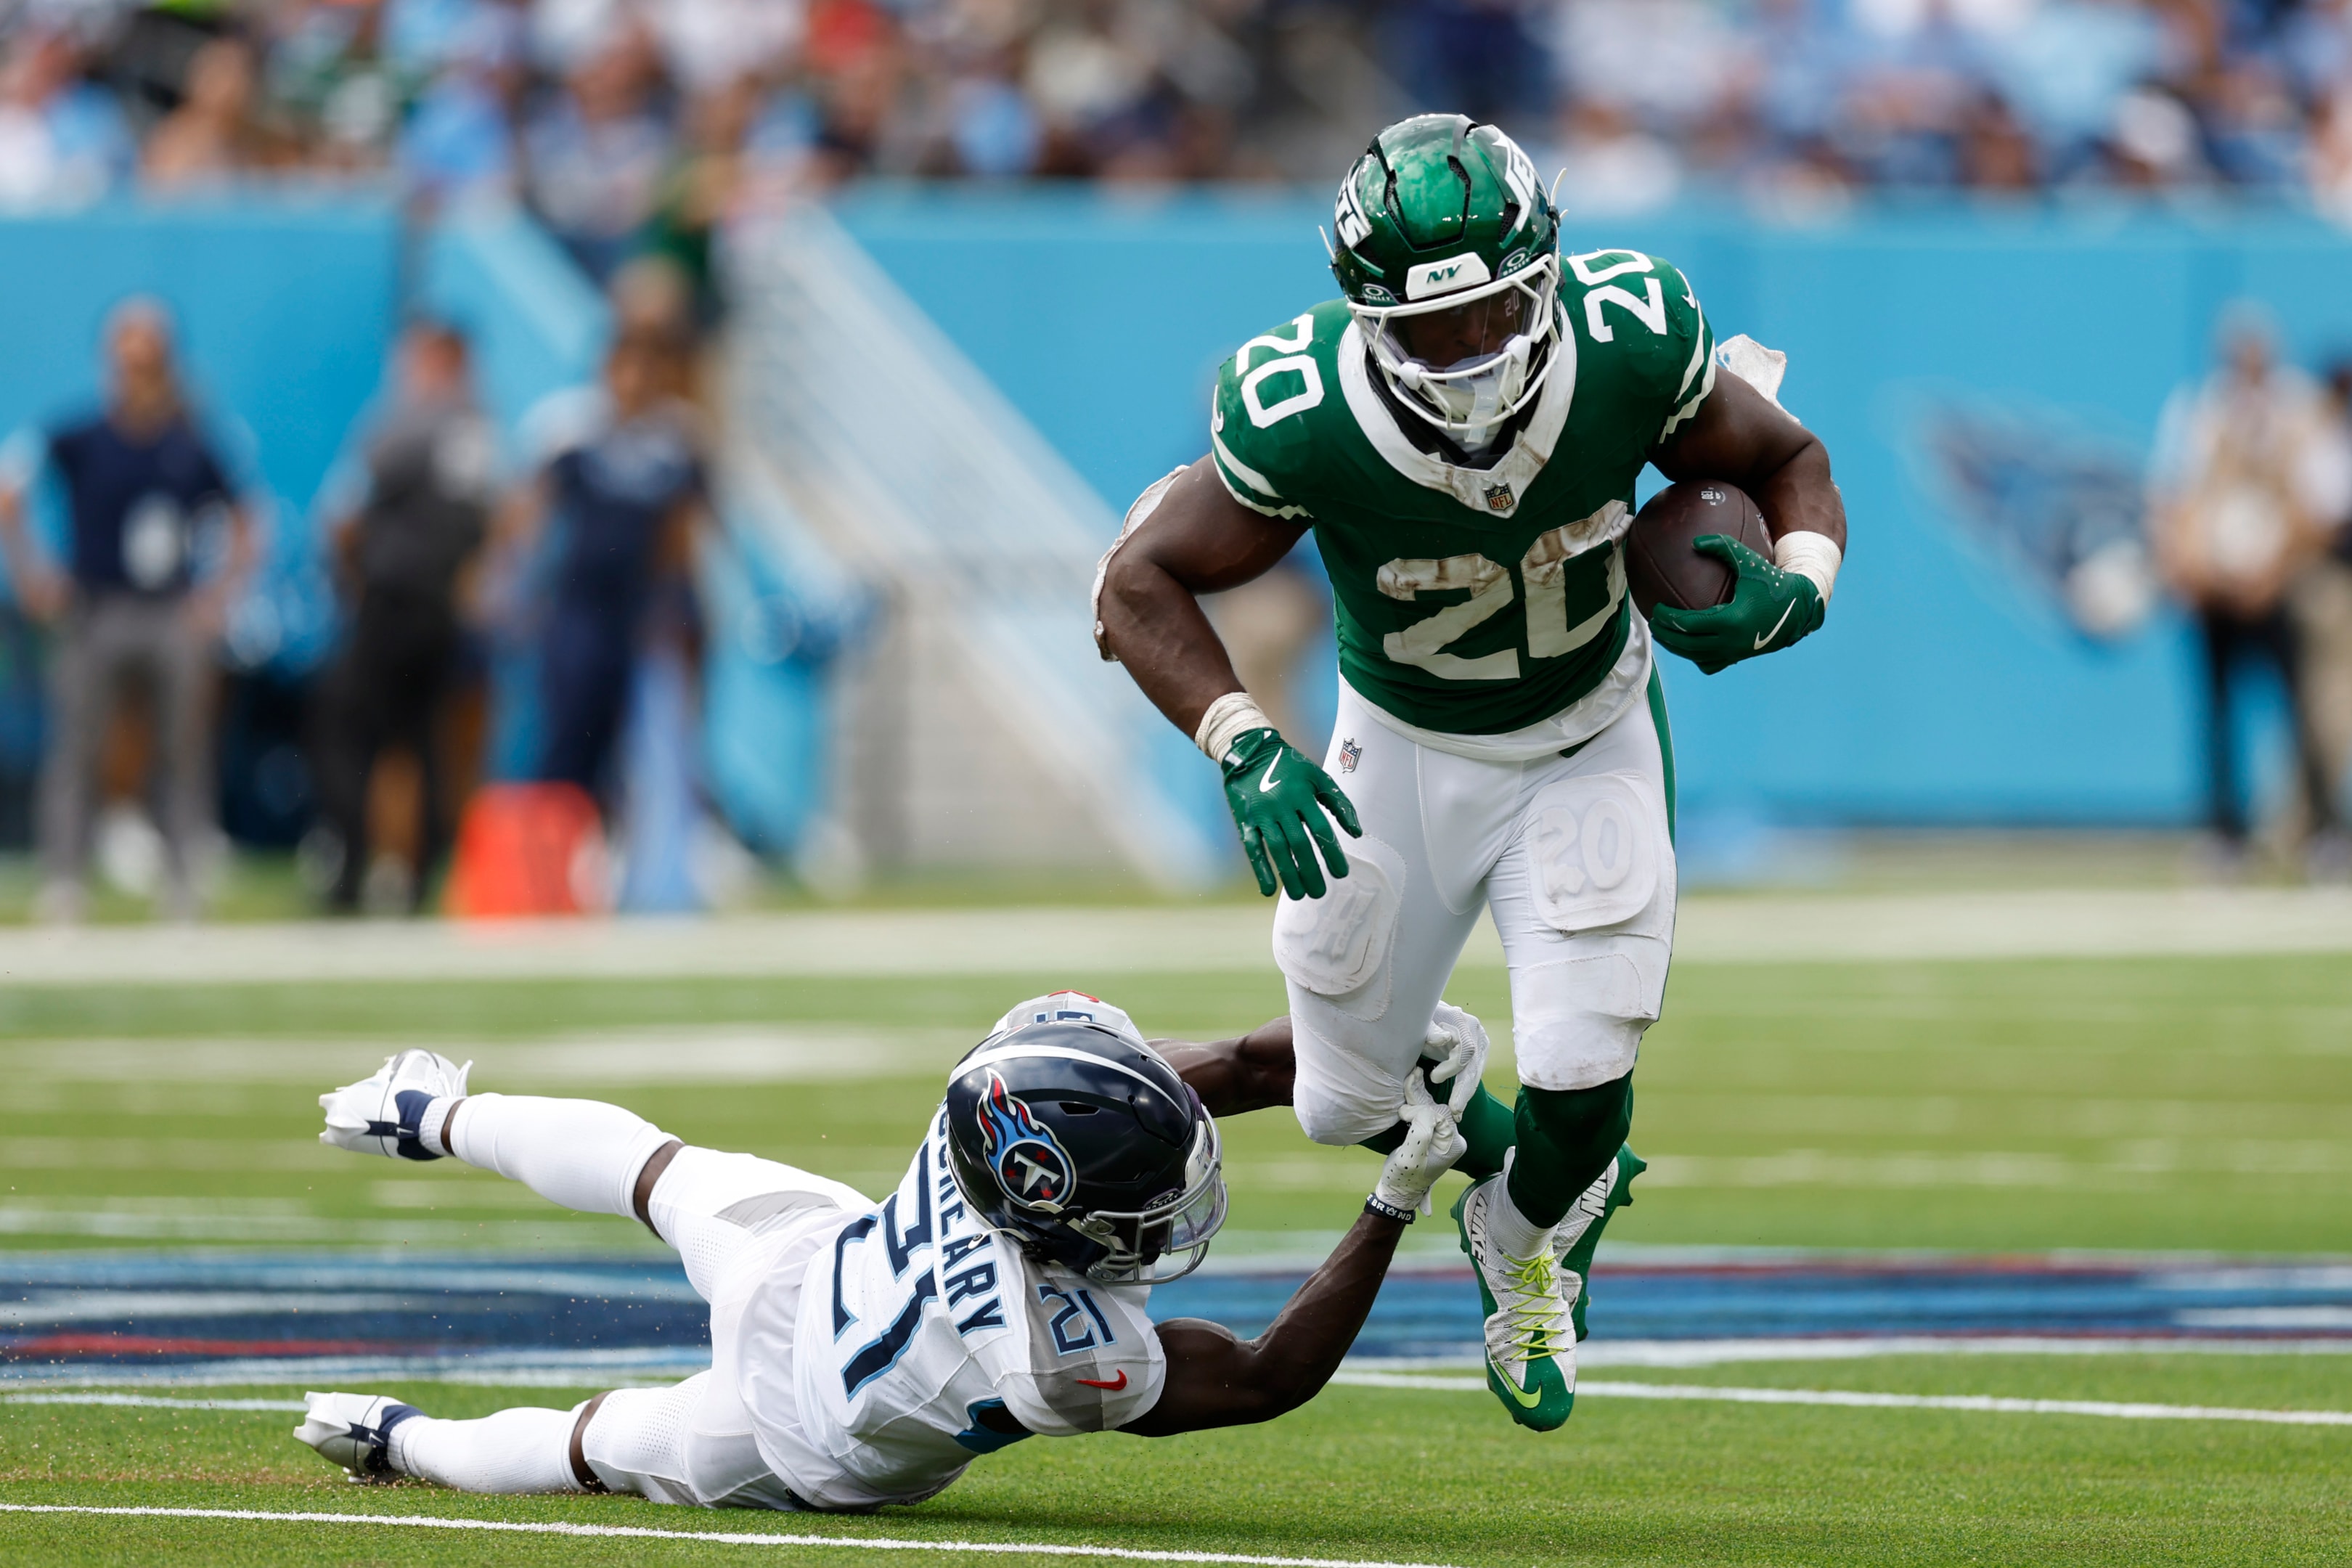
left=1329, top=114, right=1561, bottom=448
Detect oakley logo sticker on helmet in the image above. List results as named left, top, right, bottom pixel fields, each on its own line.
left=979, top=1072, right=1076, bottom=1210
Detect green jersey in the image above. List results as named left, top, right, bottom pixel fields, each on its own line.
left=1209, top=249, right=1715, bottom=736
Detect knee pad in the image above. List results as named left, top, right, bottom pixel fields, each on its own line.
left=1521, top=772, right=1669, bottom=937
left=1285, top=1003, right=1413, bottom=1148
left=1510, top=940, right=1667, bottom=1092
left=1271, top=836, right=1407, bottom=1022
left=1292, top=1071, right=1405, bottom=1148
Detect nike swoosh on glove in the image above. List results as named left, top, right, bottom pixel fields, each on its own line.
left=1220, top=727, right=1362, bottom=900
left=1647, top=534, right=1825, bottom=676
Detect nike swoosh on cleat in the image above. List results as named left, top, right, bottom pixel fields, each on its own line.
left=1076, top=1371, right=1128, bottom=1391
left=1257, top=756, right=1283, bottom=793
left=1755, top=599, right=1797, bottom=650
left=1493, top=1363, right=1543, bottom=1408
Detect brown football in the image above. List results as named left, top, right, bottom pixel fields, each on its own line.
left=1625, top=480, right=1773, bottom=616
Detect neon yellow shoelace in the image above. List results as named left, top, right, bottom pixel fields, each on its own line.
left=1502, top=1252, right=1563, bottom=1359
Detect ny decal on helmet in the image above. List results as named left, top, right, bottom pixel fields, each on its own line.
left=977, top=1071, right=1077, bottom=1212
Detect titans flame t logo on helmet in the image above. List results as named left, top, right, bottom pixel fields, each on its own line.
left=977, top=1071, right=1077, bottom=1210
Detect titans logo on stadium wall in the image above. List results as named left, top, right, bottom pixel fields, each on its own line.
left=979, top=1072, right=1077, bottom=1212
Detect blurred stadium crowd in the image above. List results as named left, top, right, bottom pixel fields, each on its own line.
left=0, top=0, right=2345, bottom=229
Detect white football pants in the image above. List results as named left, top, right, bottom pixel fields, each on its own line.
left=1275, top=675, right=1677, bottom=1148
left=388, top=1094, right=865, bottom=1509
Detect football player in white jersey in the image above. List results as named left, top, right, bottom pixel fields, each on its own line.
left=294, top=992, right=1471, bottom=1511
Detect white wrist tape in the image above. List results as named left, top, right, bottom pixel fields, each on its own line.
left=1195, top=691, right=1273, bottom=763
left=1773, top=531, right=1842, bottom=605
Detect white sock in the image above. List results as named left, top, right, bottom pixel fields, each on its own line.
left=391, top=1404, right=584, bottom=1494
left=440, top=1093, right=677, bottom=1217
left=415, top=1095, right=462, bottom=1157
left=1484, top=1152, right=1557, bottom=1261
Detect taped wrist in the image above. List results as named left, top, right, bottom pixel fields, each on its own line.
left=1773, top=531, right=1841, bottom=605
left=1196, top=691, right=1274, bottom=763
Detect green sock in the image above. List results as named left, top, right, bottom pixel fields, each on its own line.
left=1454, top=1079, right=1515, bottom=1180
left=1355, top=1078, right=1515, bottom=1180
left=1503, top=1073, right=1633, bottom=1228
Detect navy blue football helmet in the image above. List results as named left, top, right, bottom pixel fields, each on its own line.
left=943, top=992, right=1226, bottom=1284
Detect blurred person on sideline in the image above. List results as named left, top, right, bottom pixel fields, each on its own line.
left=2149, top=305, right=2352, bottom=870
left=2286, top=356, right=2352, bottom=872
left=0, top=300, right=254, bottom=922
left=491, top=324, right=706, bottom=809
left=142, top=35, right=299, bottom=190
left=311, top=321, right=498, bottom=914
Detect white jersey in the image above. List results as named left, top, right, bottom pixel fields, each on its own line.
left=734, top=1105, right=1166, bottom=1511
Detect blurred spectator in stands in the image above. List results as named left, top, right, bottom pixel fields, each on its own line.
left=1957, top=89, right=2038, bottom=190
left=645, top=0, right=804, bottom=99
left=0, top=299, right=253, bottom=923
left=2311, top=86, right=2352, bottom=221
left=311, top=320, right=497, bottom=914
left=522, top=20, right=671, bottom=281
left=1394, top=0, right=1550, bottom=128
left=492, top=323, right=707, bottom=806
left=802, top=0, right=905, bottom=179
left=2102, top=86, right=2208, bottom=187
left=2202, top=60, right=2303, bottom=191
left=645, top=74, right=760, bottom=331
left=1834, top=0, right=1992, bottom=189
left=1545, top=99, right=1683, bottom=214
left=2149, top=306, right=2352, bottom=870
left=142, top=35, right=298, bottom=189
left=261, top=0, right=395, bottom=170
left=0, top=25, right=132, bottom=206
left=398, top=4, right=528, bottom=205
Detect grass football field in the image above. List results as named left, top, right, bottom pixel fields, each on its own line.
left=1, top=947, right=2348, bottom=1565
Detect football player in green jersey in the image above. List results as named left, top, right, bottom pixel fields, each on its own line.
left=1094, top=114, right=1847, bottom=1432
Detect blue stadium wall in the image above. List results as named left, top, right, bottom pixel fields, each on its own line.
left=838, top=189, right=2352, bottom=830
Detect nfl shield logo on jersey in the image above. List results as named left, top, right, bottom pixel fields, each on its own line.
left=1483, top=483, right=1514, bottom=513
left=978, top=1072, right=1077, bottom=1211
left=1338, top=738, right=1362, bottom=774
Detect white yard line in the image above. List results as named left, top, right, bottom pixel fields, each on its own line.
left=0, top=1504, right=1464, bottom=1567
left=12, top=1376, right=2348, bottom=1430
left=1, top=1393, right=306, bottom=1410
left=1330, top=1372, right=2352, bottom=1426
left=7, top=1336, right=2352, bottom=1392
left=0, top=887, right=2346, bottom=986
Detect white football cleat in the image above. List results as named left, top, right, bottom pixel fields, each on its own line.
left=319, top=1050, right=471, bottom=1161
left=294, top=1391, right=422, bottom=1482
left=1453, top=1175, right=1577, bottom=1432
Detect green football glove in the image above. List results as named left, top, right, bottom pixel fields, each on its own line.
left=1220, top=727, right=1362, bottom=900
left=1648, top=534, right=1825, bottom=675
